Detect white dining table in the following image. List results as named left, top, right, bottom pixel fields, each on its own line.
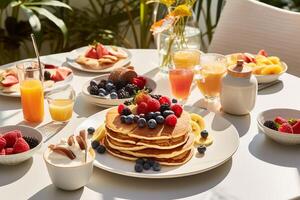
left=0, top=49, right=300, bottom=200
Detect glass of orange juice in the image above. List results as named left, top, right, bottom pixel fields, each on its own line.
left=173, top=49, right=201, bottom=69
left=195, top=53, right=227, bottom=101
left=46, top=85, right=75, bottom=123
left=17, top=61, right=44, bottom=123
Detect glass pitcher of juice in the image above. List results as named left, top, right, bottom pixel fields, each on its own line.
left=17, top=61, right=44, bottom=123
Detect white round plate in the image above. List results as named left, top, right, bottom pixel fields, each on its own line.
left=82, top=74, right=157, bottom=107
left=0, top=125, right=43, bottom=165
left=257, top=108, right=300, bottom=145
left=0, top=62, right=73, bottom=98
left=66, top=46, right=132, bottom=73
left=76, top=107, right=239, bottom=179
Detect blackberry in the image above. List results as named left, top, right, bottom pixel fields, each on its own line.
left=44, top=71, right=51, bottom=81
left=150, top=94, right=162, bottom=100
left=115, top=81, right=126, bottom=90
left=89, top=85, right=98, bottom=95
left=23, top=136, right=39, bottom=149
left=98, top=80, right=106, bottom=88
left=160, top=103, right=170, bottom=113
left=263, top=120, right=278, bottom=131
left=117, top=89, right=130, bottom=99
left=125, top=84, right=138, bottom=96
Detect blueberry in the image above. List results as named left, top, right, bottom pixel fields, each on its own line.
left=98, top=88, right=107, bottom=95
left=155, top=115, right=165, bottom=124
left=105, top=82, right=115, bottom=92
left=44, top=71, right=51, bottom=80
left=143, top=162, right=151, bottom=170
left=91, top=140, right=99, bottom=149
left=96, top=145, right=106, bottom=154
left=146, top=112, right=155, bottom=120
left=160, top=104, right=170, bottom=113
left=154, top=111, right=161, bottom=118
left=172, top=98, right=178, bottom=103
left=89, top=85, right=98, bottom=95
left=122, top=107, right=132, bottom=116
left=90, top=80, right=98, bottom=87
left=99, top=92, right=106, bottom=97
left=148, top=119, right=157, bottom=129
left=137, top=118, right=147, bottom=128
left=120, top=115, right=126, bottom=123
left=146, top=159, right=155, bottom=167
left=163, top=110, right=174, bottom=118
left=152, top=162, right=161, bottom=171
left=98, top=80, right=106, bottom=88
left=87, top=127, right=95, bottom=134
left=134, top=164, right=143, bottom=173
left=136, top=158, right=145, bottom=165
left=200, top=130, right=208, bottom=138
left=139, top=113, right=146, bottom=119
left=110, top=92, right=118, bottom=99
left=125, top=115, right=134, bottom=124
left=133, top=115, right=140, bottom=123
left=197, top=146, right=206, bottom=154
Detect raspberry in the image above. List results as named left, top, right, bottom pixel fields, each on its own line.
left=278, top=123, right=293, bottom=134
left=137, top=102, right=148, bottom=114
left=13, top=138, right=30, bottom=154
left=0, top=149, right=5, bottom=155
left=159, top=96, right=171, bottom=106
left=171, top=104, right=183, bottom=117
left=165, top=114, right=177, bottom=126
left=3, top=130, right=22, bottom=147
left=118, top=104, right=126, bottom=115
left=0, top=137, right=6, bottom=151
left=5, top=148, right=14, bottom=155
left=131, top=78, right=145, bottom=89
left=147, top=98, right=160, bottom=112
left=292, top=121, right=300, bottom=134
left=136, top=76, right=146, bottom=86
left=134, top=92, right=151, bottom=105
left=274, top=116, right=287, bottom=125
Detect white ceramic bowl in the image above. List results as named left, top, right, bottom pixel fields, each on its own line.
left=257, top=108, right=300, bottom=145
left=0, top=125, right=43, bottom=165
left=255, top=62, right=287, bottom=84
left=82, top=74, right=157, bottom=107
left=44, top=148, right=95, bottom=190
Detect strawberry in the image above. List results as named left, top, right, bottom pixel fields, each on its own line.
left=118, top=104, right=126, bottom=115
left=165, top=114, right=177, bottom=126
left=288, top=119, right=298, bottom=126
left=132, top=78, right=145, bottom=89
left=147, top=98, right=160, bottom=112
left=242, top=53, right=255, bottom=63
left=258, top=49, right=268, bottom=57
left=85, top=47, right=98, bottom=59
left=134, top=91, right=151, bottom=105
left=171, top=104, right=183, bottom=117
left=5, top=148, right=14, bottom=155
left=0, top=137, right=6, bottom=150
left=278, top=123, right=293, bottom=134
left=0, top=149, right=5, bottom=155
left=136, top=76, right=146, bottom=86
left=292, top=121, right=300, bottom=134
left=1, top=75, right=18, bottom=87
left=159, top=96, right=171, bottom=106
left=274, top=116, right=288, bottom=125
left=3, top=130, right=22, bottom=147
left=137, top=102, right=148, bottom=114
left=51, top=67, right=72, bottom=82
left=13, top=138, right=30, bottom=154
left=44, top=64, right=57, bottom=69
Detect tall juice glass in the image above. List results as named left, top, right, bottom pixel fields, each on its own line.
left=17, top=61, right=44, bottom=123
left=173, top=49, right=201, bottom=69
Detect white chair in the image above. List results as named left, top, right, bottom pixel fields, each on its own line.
left=209, top=0, right=300, bottom=76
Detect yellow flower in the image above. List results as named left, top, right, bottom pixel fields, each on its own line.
left=171, top=5, right=192, bottom=17
left=160, top=0, right=175, bottom=6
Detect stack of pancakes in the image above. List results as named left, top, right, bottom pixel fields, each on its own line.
left=103, top=106, right=194, bottom=165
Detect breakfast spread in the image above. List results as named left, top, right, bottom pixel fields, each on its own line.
left=88, top=66, right=152, bottom=99
left=264, top=116, right=300, bottom=134
left=0, top=130, right=39, bottom=155
left=76, top=42, right=128, bottom=70
left=45, top=131, right=94, bottom=167
left=227, top=49, right=285, bottom=75
left=0, top=63, right=72, bottom=93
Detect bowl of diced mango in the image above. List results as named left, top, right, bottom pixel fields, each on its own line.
left=227, top=50, right=287, bottom=83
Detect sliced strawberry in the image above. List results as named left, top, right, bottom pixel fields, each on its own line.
left=51, top=67, right=72, bottom=82
left=274, top=116, right=288, bottom=125
left=258, top=49, right=268, bottom=57
left=292, top=121, right=300, bottom=134
left=278, top=123, right=293, bottom=134
left=85, top=47, right=98, bottom=59
left=44, top=64, right=58, bottom=69
left=1, top=75, right=18, bottom=87
left=244, top=53, right=255, bottom=63
left=96, top=44, right=109, bottom=58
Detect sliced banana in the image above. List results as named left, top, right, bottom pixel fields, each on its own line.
left=190, top=113, right=205, bottom=131
left=92, top=124, right=106, bottom=141
left=190, top=121, right=201, bottom=141
left=195, top=135, right=213, bottom=146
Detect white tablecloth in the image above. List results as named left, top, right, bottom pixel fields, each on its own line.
left=0, top=49, right=300, bottom=200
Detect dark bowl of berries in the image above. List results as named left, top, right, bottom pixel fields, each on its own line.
left=257, top=108, right=300, bottom=145
left=82, top=72, right=156, bottom=107
left=0, top=125, right=43, bottom=165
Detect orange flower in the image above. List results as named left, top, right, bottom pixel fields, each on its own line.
left=150, top=15, right=177, bottom=34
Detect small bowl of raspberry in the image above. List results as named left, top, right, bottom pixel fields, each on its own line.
left=0, top=125, right=43, bottom=165
left=257, top=108, right=300, bottom=145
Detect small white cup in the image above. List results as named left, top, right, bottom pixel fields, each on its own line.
left=43, top=148, right=95, bottom=190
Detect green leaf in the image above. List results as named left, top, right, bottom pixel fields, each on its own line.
left=26, top=6, right=68, bottom=46
left=20, top=5, right=41, bottom=33
left=24, top=0, right=72, bottom=10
